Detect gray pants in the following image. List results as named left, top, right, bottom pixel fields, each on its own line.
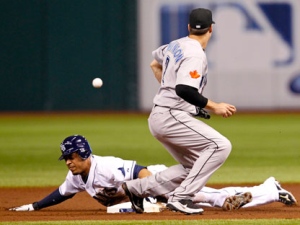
left=126, top=106, right=232, bottom=203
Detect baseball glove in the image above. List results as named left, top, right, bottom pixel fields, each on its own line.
left=93, top=187, right=129, bottom=207
left=195, top=107, right=211, bottom=119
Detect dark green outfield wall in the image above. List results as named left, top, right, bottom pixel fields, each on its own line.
left=0, top=0, right=137, bottom=111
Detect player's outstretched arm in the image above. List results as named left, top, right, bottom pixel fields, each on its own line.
left=9, top=188, right=75, bottom=211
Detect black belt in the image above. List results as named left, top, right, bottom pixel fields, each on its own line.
left=154, top=104, right=169, bottom=109
left=154, top=105, right=210, bottom=119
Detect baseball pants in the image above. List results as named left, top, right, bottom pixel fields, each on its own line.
left=126, top=105, right=232, bottom=203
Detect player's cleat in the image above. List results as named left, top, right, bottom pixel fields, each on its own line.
left=222, top=192, right=252, bottom=211
left=274, top=179, right=297, bottom=206
left=155, top=195, right=168, bottom=203
left=122, top=183, right=144, bottom=213
left=167, top=199, right=204, bottom=215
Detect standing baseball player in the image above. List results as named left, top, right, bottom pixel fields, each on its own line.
left=122, top=8, right=237, bottom=214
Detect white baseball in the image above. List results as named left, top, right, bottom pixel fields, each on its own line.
left=92, top=78, right=103, bottom=88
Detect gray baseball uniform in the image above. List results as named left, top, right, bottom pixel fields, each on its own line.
left=126, top=36, right=232, bottom=203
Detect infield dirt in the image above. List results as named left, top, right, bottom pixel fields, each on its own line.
left=1, top=183, right=299, bottom=221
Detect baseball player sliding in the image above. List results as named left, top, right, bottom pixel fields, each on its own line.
left=122, top=7, right=237, bottom=215
left=9, top=135, right=297, bottom=212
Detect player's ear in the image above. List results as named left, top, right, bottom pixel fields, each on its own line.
left=209, top=25, right=213, bottom=33
left=188, top=24, right=191, bottom=32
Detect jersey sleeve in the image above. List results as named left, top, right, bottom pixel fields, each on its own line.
left=94, top=157, right=137, bottom=187
left=152, top=45, right=168, bottom=64
left=104, top=158, right=136, bottom=184
left=176, top=56, right=203, bottom=89
left=59, top=171, right=85, bottom=196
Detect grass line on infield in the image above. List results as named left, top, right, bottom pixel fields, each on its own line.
left=0, top=219, right=300, bottom=225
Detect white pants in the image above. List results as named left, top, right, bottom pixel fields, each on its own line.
left=192, top=177, right=279, bottom=208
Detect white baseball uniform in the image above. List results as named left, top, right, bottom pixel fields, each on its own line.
left=125, top=36, right=232, bottom=203
left=10, top=162, right=284, bottom=211
left=10, top=155, right=140, bottom=211
left=60, top=160, right=278, bottom=208
left=59, top=155, right=137, bottom=203
left=61, top=161, right=281, bottom=208
left=194, top=177, right=280, bottom=208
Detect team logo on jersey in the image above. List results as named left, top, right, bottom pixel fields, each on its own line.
left=189, top=70, right=200, bottom=79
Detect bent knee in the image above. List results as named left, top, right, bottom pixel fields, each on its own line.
left=218, top=137, right=232, bottom=156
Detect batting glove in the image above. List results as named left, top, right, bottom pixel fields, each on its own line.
left=9, top=203, right=35, bottom=211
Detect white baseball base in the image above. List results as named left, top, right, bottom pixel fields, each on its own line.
left=107, top=199, right=166, bottom=213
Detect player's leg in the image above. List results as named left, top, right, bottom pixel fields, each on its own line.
left=218, top=177, right=297, bottom=208
left=148, top=109, right=231, bottom=213
left=193, top=177, right=297, bottom=209
left=194, top=186, right=252, bottom=210
left=123, top=108, right=231, bottom=214
left=124, top=164, right=188, bottom=197
left=219, top=177, right=278, bottom=208
left=163, top=110, right=231, bottom=202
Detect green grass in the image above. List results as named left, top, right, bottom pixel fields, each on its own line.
left=0, top=112, right=299, bottom=224
left=205, top=113, right=300, bottom=183
left=0, top=112, right=299, bottom=187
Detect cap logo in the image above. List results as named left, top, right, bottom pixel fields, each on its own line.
left=60, top=143, right=66, bottom=151
left=196, top=25, right=201, bottom=28
left=189, top=70, right=201, bottom=79
left=60, top=141, right=73, bottom=152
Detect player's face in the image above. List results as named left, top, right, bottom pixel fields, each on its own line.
left=63, top=152, right=90, bottom=176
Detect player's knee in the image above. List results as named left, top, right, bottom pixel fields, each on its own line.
left=218, top=137, right=232, bottom=159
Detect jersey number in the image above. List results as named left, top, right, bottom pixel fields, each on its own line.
left=162, top=56, right=170, bottom=85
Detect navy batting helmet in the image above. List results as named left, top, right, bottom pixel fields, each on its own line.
left=59, top=135, right=92, bottom=160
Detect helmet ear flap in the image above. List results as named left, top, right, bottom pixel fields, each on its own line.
left=77, top=141, right=92, bottom=159
left=59, top=135, right=92, bottom=160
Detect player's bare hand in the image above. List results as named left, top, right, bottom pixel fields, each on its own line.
left=222, top=104, right=236, bottom=118
left=209, top=102, right=236, bottom=118
left=9, top=204, right=34, bottom=211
